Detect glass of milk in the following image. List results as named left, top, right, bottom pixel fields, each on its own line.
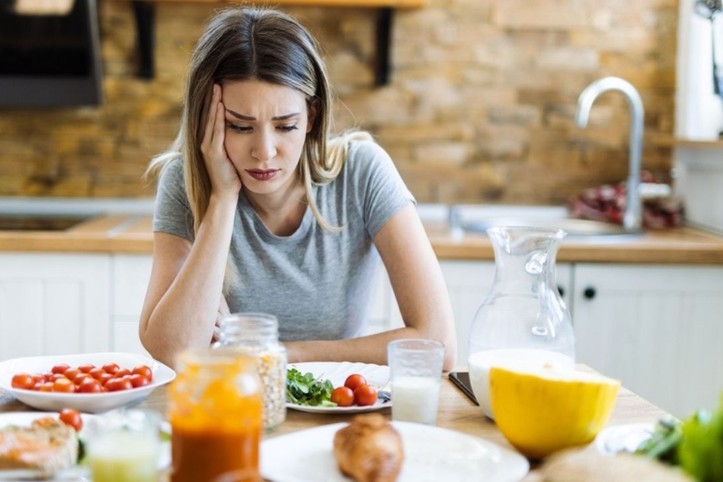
left=388, top=339, right=445, bottom=425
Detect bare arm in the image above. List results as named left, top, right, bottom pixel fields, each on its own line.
left=139, top=84, right=241, bottom=367
left=284, top=204, right=458, bottom=370
left=139, top=197, right=236, bottom=366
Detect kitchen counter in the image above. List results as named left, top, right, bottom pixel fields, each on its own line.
left=1, top=214, right=723, bottom=264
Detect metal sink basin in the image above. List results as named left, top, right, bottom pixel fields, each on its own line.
left=446, top=205, right=643, bottom=240
left=462, top=217, right=642, bottom=238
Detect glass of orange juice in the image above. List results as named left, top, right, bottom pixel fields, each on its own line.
left=168, top=348, right=263, bottom=482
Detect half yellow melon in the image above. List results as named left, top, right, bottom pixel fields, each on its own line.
left=490, top=363, right=620, bottom=460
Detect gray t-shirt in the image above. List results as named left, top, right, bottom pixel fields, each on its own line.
left=153, top=140, right=415, bottom=341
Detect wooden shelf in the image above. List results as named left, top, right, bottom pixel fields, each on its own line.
left=126, top=0, right=425, bottom=84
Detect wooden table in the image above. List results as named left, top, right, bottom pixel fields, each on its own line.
left=0, top=374, right=670, bottom=479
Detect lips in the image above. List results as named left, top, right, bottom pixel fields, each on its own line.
left=246, top=169, right=278, bottom=181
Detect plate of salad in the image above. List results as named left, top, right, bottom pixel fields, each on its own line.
left=285, top=362, right=391, bottom=414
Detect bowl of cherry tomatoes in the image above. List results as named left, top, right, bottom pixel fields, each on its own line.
left=0, top=352, right=175, bottom=413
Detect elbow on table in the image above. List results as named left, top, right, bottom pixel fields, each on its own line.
left=442, top=337, right=457, bottom=372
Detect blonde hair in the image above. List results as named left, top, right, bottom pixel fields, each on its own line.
left=146, top=7, right=368, bottom=233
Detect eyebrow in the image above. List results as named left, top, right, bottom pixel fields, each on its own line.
left=225, top=109, right=301, bottom=121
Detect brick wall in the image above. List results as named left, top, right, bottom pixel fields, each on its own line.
left=0, top=0, right=678, bottom=204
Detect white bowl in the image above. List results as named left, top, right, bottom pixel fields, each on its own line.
left=0, top=352, right=175, bottom=413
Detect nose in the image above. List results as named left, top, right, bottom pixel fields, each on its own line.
left=250, top=129, right=277, bottom=162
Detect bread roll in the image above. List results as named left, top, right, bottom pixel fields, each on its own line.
left=333, top=414, right=404, bottom=482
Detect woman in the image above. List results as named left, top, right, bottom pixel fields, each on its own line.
left=139, top=7, right=457, bottom=369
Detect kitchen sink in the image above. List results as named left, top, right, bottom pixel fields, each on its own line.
left=462, top=217, right=641, bottom=237
left=446, top=205, right=644, bottom=240
left=0, top=214, right=95, bottom=231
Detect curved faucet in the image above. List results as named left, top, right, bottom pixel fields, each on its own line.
left=575, top=76, right=644, bottom=231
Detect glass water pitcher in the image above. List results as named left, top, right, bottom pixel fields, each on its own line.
left=467, top=226, right=576, bottom=419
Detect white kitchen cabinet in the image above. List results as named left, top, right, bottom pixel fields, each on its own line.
left=571, top=263, right=723, bottom=418
left=111, top=254, right=153, bottom=355
left=0, top=253, right=111, bottom=359
left=440, top=260, right=573, bottom=368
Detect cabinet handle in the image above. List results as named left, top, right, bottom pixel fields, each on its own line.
left=583, top=286, right=596, bottom=300
left=557, top=285, right=565, bottom=298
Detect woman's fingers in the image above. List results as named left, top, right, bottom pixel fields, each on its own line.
left=213, top=97, right=226, bottom=156
left=202, top=84, right=220, bottom=152
left=200, top=84, right=241, bottom=195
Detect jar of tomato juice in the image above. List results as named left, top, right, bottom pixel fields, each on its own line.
left=168, top=348, right=263, bottom=482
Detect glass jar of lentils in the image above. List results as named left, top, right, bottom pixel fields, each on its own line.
left=213, top=312, right=287, bottom=431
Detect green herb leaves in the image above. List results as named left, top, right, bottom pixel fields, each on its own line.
left=285, top=368, right=336, bottom=407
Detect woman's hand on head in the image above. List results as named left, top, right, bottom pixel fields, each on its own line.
left=201, top=84, right=242, bottom=198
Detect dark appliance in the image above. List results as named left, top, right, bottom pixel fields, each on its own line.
left=0, top=0, right=103, bottom=107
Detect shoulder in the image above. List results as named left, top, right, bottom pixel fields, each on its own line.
left=155, top=157, right=189, bottom=211
left=347, top=138, right=390, bottom=163
left=158, top=157, right=184, bottom=184
left=344, top=138, right=395, bottom=180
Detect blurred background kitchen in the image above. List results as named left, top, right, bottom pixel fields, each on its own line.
left=0, top=0, right=711, bottom=205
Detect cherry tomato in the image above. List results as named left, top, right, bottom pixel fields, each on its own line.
left=52, top=378, right=76, bottom=393
left=51, top=363, right=71, bottom=375
left=11, top=373, right=34, bottom=390
left=77, top=377, right=103, bottom=393
left=49, top=373, right=67, bottom=382
left=89, top=367, right=106, bottom=380
left=344, top=373, right=367, bottom=391
left=59, top=408, right=83, bottom=432
left=98, top=373, right=113, bottom=386
left=114, top=368, right=131, bottom=378
left=39, top=382, right=54, bottom=392
left=331, top=386, right=355, bottom=407
left=73, top=373, right=92, bottom=386
left=78, top=364, right=95, bottom=373
left=129, top=374, right=151, bottom=388
left=102, top=363, right=120, bottom=375
left=11, top=373, right=36, bottom=390
left=105, top=377, right=133, bottom=392
left=132, top=365, right=153, bottom=382
left=63, top=368, right=81, bottom=382
left=353, top=384, right=378, bottom=406
left=31, top=373, right=46, bottom=385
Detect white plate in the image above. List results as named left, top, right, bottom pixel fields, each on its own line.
left=0, top=411, right=99, bottom=439
left=287, top=362, right=391, bottom=414
left=0, top=352, right=176, bottom=413
left=261, top=421, right=529, bottom=482
left=594, top=423, right=656, bottom=455
left=0, top=411, right=171, bottom=473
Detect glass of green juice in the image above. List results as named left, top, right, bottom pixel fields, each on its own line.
left=86, top=408, right=162, bottom=482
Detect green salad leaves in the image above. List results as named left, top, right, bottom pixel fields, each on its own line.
left=635, top=394, right=723, bottom=482
left=285, top=368, right=336, bottom=407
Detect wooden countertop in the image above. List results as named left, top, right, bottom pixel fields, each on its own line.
left=0, top=373, right=673, bottom=480
left=2, top=215, right=723, bottom=264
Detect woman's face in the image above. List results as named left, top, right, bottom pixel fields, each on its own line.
left=220, top=79, right=314, bottom=197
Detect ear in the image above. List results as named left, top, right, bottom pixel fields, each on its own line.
left=306, top=97, right=319, bottom=133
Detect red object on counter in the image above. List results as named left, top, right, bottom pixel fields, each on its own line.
left=567, top=173, right=683, bottom=229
